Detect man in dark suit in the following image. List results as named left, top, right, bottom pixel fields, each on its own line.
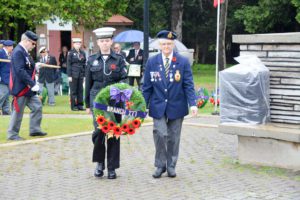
left=126, top=42, right=143, bottom=89
left=7, top=31, right=47, bottom=141
left=38, top=47, right=57, bottom=106
left=0, top=40, right=14, bottom=115
left=67, top=38, right=86, bottom=111
left=143, top=30, right=198, bottom=178
left=113, top=43, right=126, bottom=59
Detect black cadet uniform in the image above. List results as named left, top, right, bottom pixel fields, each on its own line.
left=67, top=48, right=86, bottom=110
left=85, top=50, right=127, bottom=171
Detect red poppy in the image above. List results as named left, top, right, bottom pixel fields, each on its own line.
left=101, top=126, right=109, bottom=134
left=107, top=121, right=116, bottom=129
left=172, top=57, right=177, bottom=62
left=209, top=97, right=214, bottom=104
left=131, top=119, right=141, bottom=128
left=113, top=126, right=122, bottom=136
left=96, top=116, right=106, bottom=125
left=128, top=128, right=135, bottom=135
left=125, top=101, right=134, bottom=110
left=121, top=123, right=129, bottom=132
left=110, top=64, right=116, bottom=70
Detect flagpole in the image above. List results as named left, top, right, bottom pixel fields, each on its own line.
left=212, top=0, right=220, bottom=115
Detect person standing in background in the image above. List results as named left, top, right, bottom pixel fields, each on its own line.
left=59, top=46, right=68, bottom=74
left=126, top=42, right=143, bottom=90
left=0, top=40, right=14, bottom=115
left=67, top=38, right=86, bottom=111
left=37, top=47, right=57, bottom=106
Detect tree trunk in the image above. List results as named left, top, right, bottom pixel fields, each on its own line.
left=171, top=0, right=184, bottom=41
left=218, top=0, right=228, bottom=71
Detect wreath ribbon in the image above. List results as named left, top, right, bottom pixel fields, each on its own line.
left=110, top=86, right=132, bottom=103
left=93, top=102, right=148, bottom=119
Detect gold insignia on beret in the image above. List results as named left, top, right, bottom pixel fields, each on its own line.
left=167, top=32, right=173, bottom=39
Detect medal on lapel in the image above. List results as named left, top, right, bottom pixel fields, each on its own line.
left=169, top=71, right=174, bottom=82
left=175, top=70, right=181, bottom=82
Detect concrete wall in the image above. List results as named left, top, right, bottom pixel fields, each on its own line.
left=233, top=33, right=300, bottom=124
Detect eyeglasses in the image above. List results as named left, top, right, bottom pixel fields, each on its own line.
left=28, top=40, right=36, bottom=46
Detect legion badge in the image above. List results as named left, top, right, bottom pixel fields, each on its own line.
left=175, top=70, right=181, bottom=82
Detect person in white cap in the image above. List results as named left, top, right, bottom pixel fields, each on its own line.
left=67, top=38, right=86, bottom=111
left=85, top=27, right=127, bottom=179
left=37, top=46, right=57, bottom=106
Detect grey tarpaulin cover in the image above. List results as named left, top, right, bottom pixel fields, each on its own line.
left=219, top=55, right=270, bottom=124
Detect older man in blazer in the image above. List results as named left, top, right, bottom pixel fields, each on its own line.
left=38, top=47, right=57, bottom=106
left=143, top=30, right=198, bottom=178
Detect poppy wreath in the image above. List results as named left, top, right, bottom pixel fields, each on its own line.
left=196, top=87, right=209, bottom=109
left=93, top=83, right=147, bottom=139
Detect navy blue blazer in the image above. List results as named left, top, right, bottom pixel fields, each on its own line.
left=0, top=49, right=10, bottom=85
left=10, top=44, right=36, bottom=97
left=142, top=52, right=196, bottom=120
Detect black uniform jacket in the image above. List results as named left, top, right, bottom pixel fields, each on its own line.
left=85, top=51, right=127, bottom=108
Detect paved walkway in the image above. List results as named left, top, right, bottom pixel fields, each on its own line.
left=0, top=116, right=299, bottom=200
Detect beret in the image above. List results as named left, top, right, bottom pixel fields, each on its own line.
left=156, top=30, right=177, bottom=40
left=3, top=40, right=15, bottom=46
left=25, top=30, right=38, bottom=41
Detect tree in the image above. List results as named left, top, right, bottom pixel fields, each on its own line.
left=0, top=0, right=128, bottom=39
left=234, top=0, right=299, bottom=33
left=171, top=0, right=184, bottom=41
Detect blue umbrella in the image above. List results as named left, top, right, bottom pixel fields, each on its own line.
left=113, top=30, right=149, bottom=43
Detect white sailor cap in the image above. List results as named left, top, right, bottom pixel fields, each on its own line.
left=93, top=27, right=116, bottom=39
left=39, top=46, right=47, bottom=53
left=72, top=38, right=82, bottom=43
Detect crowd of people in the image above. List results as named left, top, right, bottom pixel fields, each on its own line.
left=0, top=28, right=198, bottom=180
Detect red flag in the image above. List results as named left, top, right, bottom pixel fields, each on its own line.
left=214, top=0, right=224, bottom=8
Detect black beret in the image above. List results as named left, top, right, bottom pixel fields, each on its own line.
left=156, top=30, right=177, bottom=40
left=25, top=31, right=38, bottom=41
left=3, top=40, right=15, bottom=46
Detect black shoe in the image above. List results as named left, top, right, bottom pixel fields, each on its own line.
left=152, top=167, right=166, bottom=178
left=71, top=107, right=79, bottom=111
left=167, top=168, right=176, bottom=178
left=7, top=136, right=25, bottom=141
left=30, top=131, right=47, bottom=137
left=94, top=163, right=104, bottom=177
left=78, top=106, right=85, bottom=110
left=107, top=169, right=117, bottom=179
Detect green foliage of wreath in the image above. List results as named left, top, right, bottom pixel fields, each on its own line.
left=93, top=83, right=147, bottom=126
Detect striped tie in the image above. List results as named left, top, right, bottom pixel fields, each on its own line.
left=165, top=57, right=170, bottom=78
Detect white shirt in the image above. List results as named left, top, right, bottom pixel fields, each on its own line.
left=162, top=51, right=173, bottom=66
left=19, top=43, right=28, bottom=53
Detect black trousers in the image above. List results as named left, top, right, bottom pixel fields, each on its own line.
left=128, top=76, right=141, bottom=89
left=91, top=95, right=121, bottom=170
left=70, top=77, right=84, bottom=108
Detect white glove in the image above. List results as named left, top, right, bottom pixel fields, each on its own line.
left=68, top=77, right=72, bottom=82
left=31, top=84, right=40, bottom=92
left=35, top=62, right=42, bottom=70
left=190, top=106, right=198, bottom=117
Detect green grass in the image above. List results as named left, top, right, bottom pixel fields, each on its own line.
left=0, top=117, right=93, bottom=143
left=24, top=95, right=88, bottom=114
left=0, top=64, right=217, bottom=143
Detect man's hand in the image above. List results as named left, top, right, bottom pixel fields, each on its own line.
left=31, top=84, right=40, bottom=92
left=68, top=77, right=72, bottom=82
left=86, top=108, right=91, bottom=114
left=35, top=62, right=42, bottom=70
left=190, top=106, right=198, bottom=117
